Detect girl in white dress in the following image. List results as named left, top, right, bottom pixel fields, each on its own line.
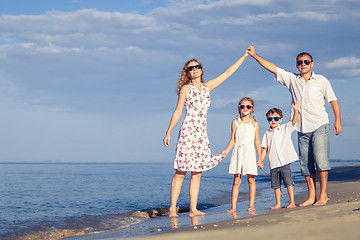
left=222, top=97, right=262, bottom=213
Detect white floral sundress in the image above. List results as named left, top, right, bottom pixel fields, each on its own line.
left=173, top=83, right=222, bottom=172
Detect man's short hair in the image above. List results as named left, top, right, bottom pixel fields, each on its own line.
left=296, top=52, right=313, bottom=62
left=266, top=108, right=283, bottom=118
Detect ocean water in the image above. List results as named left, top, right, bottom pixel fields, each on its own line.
left=1, top=159, right=359, bottom=240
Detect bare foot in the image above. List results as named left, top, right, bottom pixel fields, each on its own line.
left=270, top=204, right=282, bottom=210
left=299, top=198, right=315, bottom=207
left=189, top=210, right=206, bottom=217
left=169, top=208, right=179, bottom=218
left=313, top=196, right=329, bottom=206
left=169, top=212, right=179, bottom=218
left=248, top=206, right=256, bottom=212
left=287, top=202, right=296, bottom=208
left=227, top=208, right=236, bottom=214
left=230, top=211, right=239, bottom=219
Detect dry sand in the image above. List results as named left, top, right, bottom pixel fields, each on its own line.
left=131, top=165, right=360, bottom=240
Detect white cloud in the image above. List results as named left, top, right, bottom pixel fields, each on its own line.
left=162, top=0, right=269, bottom=10
left=195, top=0, right=271, bottom=10
left=200, top=11, right=338, bottom=25
left=299, top=11, right=337, bottom=21
left=0, top=9, right=159, bottom=46
left=0, top=42, right=82, bottom=55
left=326, top=56, right=360, bottom=68
left=326, top=56, right=360, bottom=77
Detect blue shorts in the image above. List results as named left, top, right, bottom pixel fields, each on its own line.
left=298, top=124, right=331, bottom=176
left=270, top=163, right=294, bottom=189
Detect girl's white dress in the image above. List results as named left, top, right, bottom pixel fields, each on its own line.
left=228, top=118, right=258, bottom=175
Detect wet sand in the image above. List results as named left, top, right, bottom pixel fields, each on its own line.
left=130, top=165, right=360, bottom=240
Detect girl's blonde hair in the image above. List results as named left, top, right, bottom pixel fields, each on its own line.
left=176, top=58, right=204, bottom=94
left=237, top=97, right=257, bottom=126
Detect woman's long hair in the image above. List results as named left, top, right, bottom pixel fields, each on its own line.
left=176, top=58, right=204, bottom=95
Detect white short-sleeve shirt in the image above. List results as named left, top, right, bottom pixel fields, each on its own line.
left=261, top=122, right=298, bottom=170
left=276, top=68, right=337, bottom=133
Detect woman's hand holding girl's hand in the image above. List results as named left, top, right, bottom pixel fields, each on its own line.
left=221, top=150, right=228, bottom=158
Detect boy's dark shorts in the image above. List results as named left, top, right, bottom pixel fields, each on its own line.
left=270, top=163, right=295, bottom=189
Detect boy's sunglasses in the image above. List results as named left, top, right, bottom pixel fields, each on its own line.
left=186, top=65, right=202, bottom=72
left=239, top=105, right=253, bottom=110
left=267, top=117, right=282, bottom=122
left=297, top=60, right=311, bottom=65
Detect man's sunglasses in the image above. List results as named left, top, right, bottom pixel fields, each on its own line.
left=186, top=65, right=202, bottom=72
left=239, top=105, right=253, bottom=110
left=297, top=60, right=311, bottom=65
left=267, top=117, right=282, bottom=122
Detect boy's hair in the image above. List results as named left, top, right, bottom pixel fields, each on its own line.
left=266, top=108, right=283, bottom=118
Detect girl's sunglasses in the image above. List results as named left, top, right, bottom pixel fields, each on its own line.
left=239, top=105, right=253, bottom=110
left=267, top=117, right=282, bottom=122
left=297, top=60, right=311, bottom=65
left=186, top=65, right=202, bottom=72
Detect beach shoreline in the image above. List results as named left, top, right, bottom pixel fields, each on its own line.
left=17, top=164, right=359, bottom=240
left=127, top=164, right=360, bottom=240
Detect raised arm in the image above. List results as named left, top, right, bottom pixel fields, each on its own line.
left=330, top=100, right=342, bottom=136
left=247, top=46, right=278, bottom=76
left=163, top=85, right=188, bottom=146
left=205, top=50, right=249, bottom=91
left=291, top=100, right=301, bottom=126
left=221, top=120, right=236, bottom=158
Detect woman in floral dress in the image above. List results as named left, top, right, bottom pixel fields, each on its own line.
left=163, top=50, right=249, bottom=217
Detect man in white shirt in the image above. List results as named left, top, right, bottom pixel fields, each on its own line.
left=247, top=46, right=342, bottom=206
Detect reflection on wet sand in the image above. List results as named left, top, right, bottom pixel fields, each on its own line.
left=170, top=217, right=179, bottom=229
left=190, top=215, right=204, bottom=226
left=169, top=214, right=206, bottom=229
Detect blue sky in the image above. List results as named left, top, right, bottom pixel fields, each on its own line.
left=0, top=0, right=359, bottom=162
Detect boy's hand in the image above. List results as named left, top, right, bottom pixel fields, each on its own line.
left=257, top=160, right=264, bottom=169
left=292, top=100, right=300, bottom=111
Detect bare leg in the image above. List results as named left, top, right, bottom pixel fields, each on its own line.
left=227, top=174, right=241, bottom=214
left=189, top=172, right=206, bottom=217
left=314, top=171, right=329, bottom=206
left=271, top=188, right=282, bottom=210
left=247, top=175, right=256, bottom=212
left=169, top=170, right=186, bottom=217
left=299, top=174, right=316, bottom=207
left=286, top=185, right=296, bottom=208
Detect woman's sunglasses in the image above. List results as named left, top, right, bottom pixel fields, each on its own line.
left=239, top=105, right=253, bottom=110
left=186, top=65, right=202, bottom=72
left=297, top=60, right=311, bottom=65
left=267, top=117, right=282, bottom=122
